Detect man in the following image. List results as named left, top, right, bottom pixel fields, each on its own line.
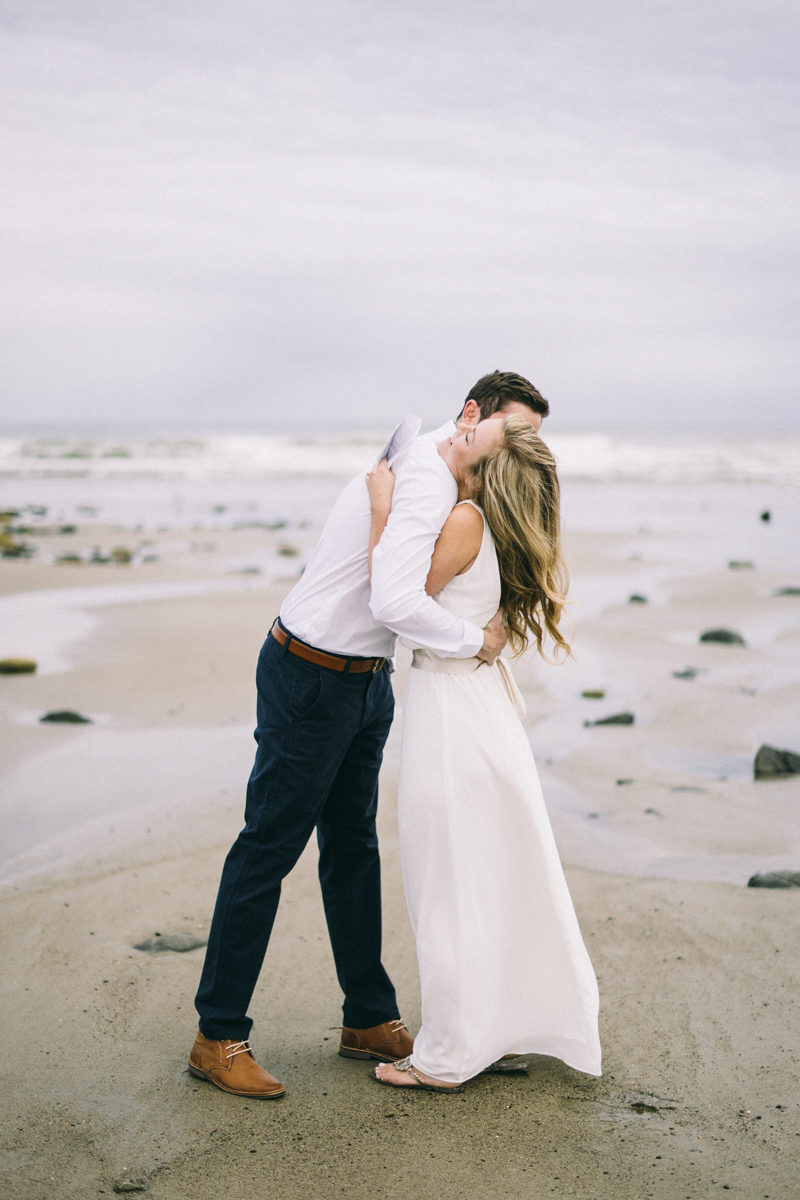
left=189, top=371, right=549, bottom=1099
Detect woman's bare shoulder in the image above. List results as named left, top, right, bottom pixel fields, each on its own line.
left=440, top=501, right=484, bottom=538
left=426, top=502, right=484, bottom=592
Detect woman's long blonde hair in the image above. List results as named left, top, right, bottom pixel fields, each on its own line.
left=467, top=415, right=571, bottom=660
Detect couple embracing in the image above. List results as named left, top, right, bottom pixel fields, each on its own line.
left=189, top=371, right=601, bottom=1098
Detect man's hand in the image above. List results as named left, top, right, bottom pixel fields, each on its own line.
left=477, top=606, right=508, bottom=665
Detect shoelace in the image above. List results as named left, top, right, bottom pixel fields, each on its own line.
left=387, top=1020, right=407, bottom=1034
left=225, top=1039, right=252, bottom=1059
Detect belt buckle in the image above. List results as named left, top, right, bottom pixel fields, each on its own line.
left=372, top=658, right=384, bottom=673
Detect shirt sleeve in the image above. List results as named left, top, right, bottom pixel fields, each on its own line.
left=369, top=447, right=485, bottom=658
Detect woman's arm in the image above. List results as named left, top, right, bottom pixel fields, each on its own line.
left=425, top=503, right=484, bottom=596
left=366, top=459, right=396, bottom=579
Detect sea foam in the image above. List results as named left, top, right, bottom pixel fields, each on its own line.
left=1, top=429, right=799, bottom=484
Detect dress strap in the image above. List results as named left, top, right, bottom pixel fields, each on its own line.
left=496, top=658, right=526, bottom=720
left=455, top=499, right=484, bottom=519
left=454, top=499, right=487, bottom=539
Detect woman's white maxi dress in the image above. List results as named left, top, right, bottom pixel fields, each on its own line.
left=398, top=502, right=601, bottom=1084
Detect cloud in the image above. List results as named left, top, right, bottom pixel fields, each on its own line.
left=1, top=0, right=798, bottom=427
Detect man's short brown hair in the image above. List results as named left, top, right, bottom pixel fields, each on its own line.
left=460, top=370, right=550, bottom=420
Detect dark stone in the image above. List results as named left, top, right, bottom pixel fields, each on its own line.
left=673, top=667, right=699, bottom=679
left=628, top=594, right=647, bottom=604
left=0, top=657, right=37, bottom=674
left=587, top=713, right=634, bottom=726
left=699, top=629, right=745, bottom=645
left=747, top=871, right=800, bottom=889
left=773, top=587, right=800, bottom=596
left=754, top=744, right=800, bottom=780
left=760, top=510, right=771, bottom=522
left=133, top=933, right=207, bottom=953
left=0, top=532, right=33, bottom=558
left=113, top=1179, right=147, bottom=1194
left=40, top=709, right=92, bottom=724
left=13, top=523, right=74, bottom=536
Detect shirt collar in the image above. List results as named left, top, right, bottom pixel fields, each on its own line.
left=432, top=418, right=457, bottom=440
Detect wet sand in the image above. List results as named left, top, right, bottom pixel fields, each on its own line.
left=1, top=528, right=799, bottom=1199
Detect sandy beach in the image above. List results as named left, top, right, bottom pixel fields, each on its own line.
left=2, top=500, right=800, bottom=1199
left=4, top=0, right=800, bottom=1184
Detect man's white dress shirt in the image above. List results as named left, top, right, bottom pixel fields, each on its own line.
left=279, top=421, right=485, bottom=659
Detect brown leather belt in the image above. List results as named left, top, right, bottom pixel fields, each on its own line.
left=270, top=621, right=386, bottom=674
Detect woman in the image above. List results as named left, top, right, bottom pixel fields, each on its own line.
left=367, top=415, right=601, bottom=1093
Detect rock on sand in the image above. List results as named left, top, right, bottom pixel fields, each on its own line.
left=699, top=628, right=746, bottom=645
left=113, top=1176, right=148, bottom=1193
left=586, top=713, right=635, bottom=727
left=133, top=933, right=208, bottom=953
left=754, top=744, right=800, bottom=780
left=0, top=657, right=37, bottom=674
left=747, top=871, right=800, bottom=889
left=39, top=710, right=93, bottom=724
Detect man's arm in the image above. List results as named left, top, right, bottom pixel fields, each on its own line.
left=369, top=447, right=485, bottom=658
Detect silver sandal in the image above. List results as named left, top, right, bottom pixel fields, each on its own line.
left=372, top=1056, right=465, bottom=1094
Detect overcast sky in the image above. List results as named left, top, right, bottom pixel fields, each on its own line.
left=1, top=0, right=798, bottom=430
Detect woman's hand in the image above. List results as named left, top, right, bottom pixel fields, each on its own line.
left=366, top=459, right=395, bottom=578
left=366, top=459, right=396, bottom=515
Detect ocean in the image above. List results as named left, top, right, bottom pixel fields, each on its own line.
left=1, top=427, right=799, bottom=570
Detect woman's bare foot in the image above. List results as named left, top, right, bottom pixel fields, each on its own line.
left=374, top=1060, right=462, bottom=1089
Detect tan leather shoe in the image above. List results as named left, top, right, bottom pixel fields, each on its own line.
left=339, top=1018, right=414, bottom=1062
left=188, top=1031, right=285, bottom=1098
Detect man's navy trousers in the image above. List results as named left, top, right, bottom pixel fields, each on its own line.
left=195, top=626, right=400, bottom=1041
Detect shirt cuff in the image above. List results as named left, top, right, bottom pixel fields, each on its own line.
left=436, top=619, right=484, bottom=659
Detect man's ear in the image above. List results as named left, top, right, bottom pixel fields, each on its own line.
left=459, top=399, right=481, bottom=427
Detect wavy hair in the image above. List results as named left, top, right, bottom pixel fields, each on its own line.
left=467, top=415, right=571, bottom=660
